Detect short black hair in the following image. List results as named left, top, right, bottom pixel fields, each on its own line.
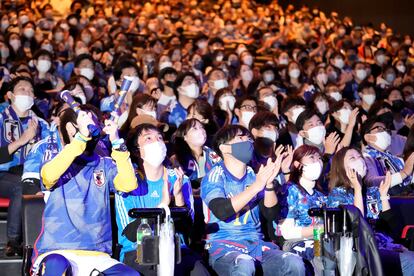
left=126, top=123, right=162, bottom=165
left=158, top=67, right=177, bottom=80
left=360, top=117, right=382, bottom=145
left=248, top=111, right=279, bottom=131
left=213, top=125, right=252, bottom=158
left=234, top=95, right=257, bottom=110
left=357, top=81, right=375, bottom=93
left=74, top=53, right=94, bottom=68
left=281, top=96, right=306, bottom=115
left=9, top=76, right=34, bottom=93
left=295, top=108, right=319, bottom=131
left=113, top=58, right=140, bottom=81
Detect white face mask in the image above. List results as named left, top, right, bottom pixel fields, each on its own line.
left=179, top=83, right=199, bottom=98
left=263, top=95, right=277, bottom=110
left=241, top=70, right=253, bottom=82
left=338, top=108, right=352, bottom=124
left=317, top=73, right=328, bottom=85
left=349, top=158, right=367, bottom=178
left=302, top=161, right=323, bottom=181
left=13, top=95, right=34, bottom=112
left=74, top=93, right=87, bottom=104
left=142, top=141, right=167, bottom=167
left=396, top=65, right=406, bottom=74
left=159, top=61, right=173, bottom=70
left=263, top=73, right=274, bottom=83
left=242, top=56, right=253, bottom=66
left=290, top=106, right=305, bottom=124
left=36, top=60, right=51, bottom=73
left=289, top=68, right=300, bottom=79
left=374, top=131, right=391, bottom=150
left=376, top=54, right=386, bottom=65
left=306, top=125, right=326, bottom=145
left=329, top=91, right=342, bottom=102
left=356, top=69, right=367, bottom=80
left=24, top=28, right=35, bottom=38
left=241, top=111, right=255, bottom=127
left=385, top=73, right=395, bottom=83
left=334, top=58, right=345, bottom=69
left=197, top=41, right=208, bottom=50
left=219, top=95, right=236, bottom=111
left=315, top=101, right=329, bottom=115
left=9, top=39, right=21, bottom=51
left=279, top=58, right=289, bottom=65
left=213, top=79, right=228, bottom=91
left=362, top=94, right=376, bottom=106
left=186, top=128, right=206, bottom=147
left=80, top=68, right=94, bottom=80
left=141, top=109, right=157, bottom=119
left=262, top=129, right=278, bottom=142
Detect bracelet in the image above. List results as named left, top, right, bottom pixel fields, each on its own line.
left=380, top=194, right=390, bottom=201
left=75, top=132, right=91, bottom=142
left=265, top=185, right=274, bottom=191
left=400, top=171, right=408, bottom=179
left=283, top=171, right=291, bottom=175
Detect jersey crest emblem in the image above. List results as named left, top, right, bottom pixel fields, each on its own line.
left=4, top=119, right=20, bottom=143
left=93, top=169, right=105, bottom=187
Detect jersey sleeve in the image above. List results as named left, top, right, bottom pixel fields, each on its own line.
left=200, top=166, right=226, bottom=206
left=327, top=188, right=353, bottom=208
left=22, top=141, right=44, bottom=181
left=285, top=185, right=300, bottom=219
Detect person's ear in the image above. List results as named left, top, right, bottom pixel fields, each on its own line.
left=234, top=108, right=241, bottom=118
left=293, top=160, right=301, bottom=169
left=251, top=128, right=259, bottom=138
left=6, top=91, right=13, bottom=102
left=74, top=67, right=80, bottom=75
left=364, top=133, right=377, bottom=144
left=299, top=129, right=307, bottom=138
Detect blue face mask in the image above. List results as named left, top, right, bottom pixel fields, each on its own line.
left=227, top=140, right=254, bottom=164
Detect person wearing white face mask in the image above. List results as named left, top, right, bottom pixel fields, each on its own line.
left=330, top=53, right=346, bottom=70
left=206, top=68, right=229, bottom=104
left=342, top=62, right=370, bottom=102
left=234, top=64, right=255, bottom=95
left=279, top=97, right=307, bottom=149
left=328, top=100, right=360, bottom=148
left=276, top=145, right=327, bottom=262
left=362, top=119, right=414, bottom=195
left=358, top=82, right=377, bottom=113
left=0, top=76, right=49, bottom=256
left=328, top=147, right=414, bottom=276
left=240, top=51, right=254, bottom=67
left=213, top=88, right=237, bottom=127
left=286, top=62, right=302, bottom=89
left=117, top=123, right=210, bottom=275
left=234, top=96, right=257, bottom=129
left=167, top=72, right=200, bottom=128
left=172, top=118, right=222, bottom=183
left=74, top=54, right=95, bottom=81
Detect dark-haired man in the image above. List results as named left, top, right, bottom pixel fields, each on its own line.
left=201, top=125, right=306, bottom=276
left=0, top=76, right=49, bottom=256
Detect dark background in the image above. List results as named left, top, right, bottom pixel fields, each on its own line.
left=277, top=0, right=414, bottom=36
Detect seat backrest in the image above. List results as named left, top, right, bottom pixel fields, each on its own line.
left=22, top=195, right=45, bottom=247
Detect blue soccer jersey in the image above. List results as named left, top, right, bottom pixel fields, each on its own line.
left=278, top=182, right=326, bottom=228
left=201, top=163, right=264, bottom=243
left=0, top=106, right=49, bottom=172
left=115, top=168, right=194, bottom=261
left=168, top=101, right=187, bottom=128
left=328, top=186, right=382, bottom=220
left=22, top=123, right=62, bottom=183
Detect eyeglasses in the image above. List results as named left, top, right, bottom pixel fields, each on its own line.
left=369, top=126, right=390, bottom=134
left=240, top=105, right=257, bottom=112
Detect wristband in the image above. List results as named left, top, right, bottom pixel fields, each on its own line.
left=283, top=171, right=291, bottom=175
left=75, top=132, right=91, bottom=142
left=111, top=138, right=124, bottom=147
left=265, top=185, right=274, bottom=191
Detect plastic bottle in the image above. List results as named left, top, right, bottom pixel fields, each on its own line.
left=313, top=224, right=324, bottom=257
left=136, top=218, right=152, bottom=263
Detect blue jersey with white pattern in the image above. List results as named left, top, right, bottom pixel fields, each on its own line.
left=201, top=163, right=264, bottom=242
left=33, top=154, right=119, bottom=259
left=279, top=182, right=326, bottom=227
left=22, top=123, right=62, bottom=182
left=115, top=168, right=194, bottom=261
left=328, top=186, right=382, bottom=220
left=0, top=106, right=49, bottom=172
left=168, top=101, right=187, bottom=127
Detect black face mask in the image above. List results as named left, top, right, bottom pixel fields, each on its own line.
left=165, top=80, right=175, bottom=89
left=391, top=100, right=405, bottom=113
left=254, top=137, right=275, bottom=158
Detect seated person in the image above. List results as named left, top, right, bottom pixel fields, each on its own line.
left=31, top=107, right=138, bottom=275
left=328, top=147, right=414, bottom=276
left=201, top=125, right=306, bottom=276
left=276, top=145, right=326, bottom=262
left=117, top=121, right=209, bottom=275
left=361, top=117, right=414, bottom=195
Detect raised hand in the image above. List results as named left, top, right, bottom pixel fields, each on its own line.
left=324, top=132, right=341, bottom=155
left=20, top=118, right=38, bottom=145
left=103, top=119, right=119, bottom=142
left=346, top=167, right=361, bottom=191
left=281, top=145, right=294, bottom=173
left=379, top=171, right=391, bottom=197
left=76, top=110, right=95, bottom=137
